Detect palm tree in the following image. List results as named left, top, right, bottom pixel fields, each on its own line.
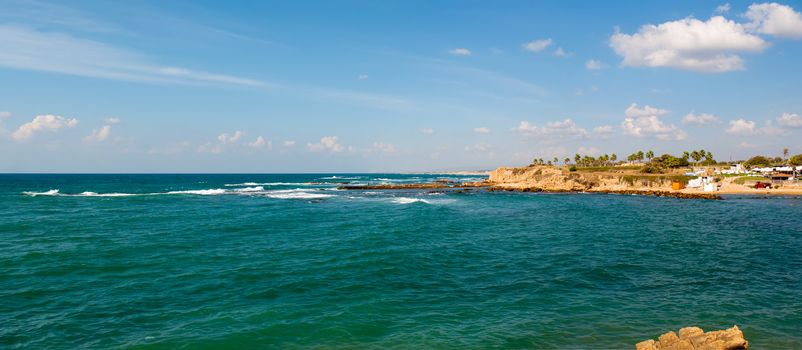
left=553, top=157, right=558, bottom=166
left=646, top=150, right=654, bottom=163
left=784, top=147, right=790, bottom=161
left=682, top=151, right=690, bottom=161
left=575, top=153, right=581, bottom=166
left=564, top=157, right=570, bottom=166
left=611, top=153, right=617, bottom=164
left=691, top=151, right=701, bottom=165
left=637, top=151, right=645, bottom=163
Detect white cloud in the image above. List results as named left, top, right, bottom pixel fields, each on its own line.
left=474, top=127, right=490, bottom=134
left=585, top=59, right=607, bottom=70
left=553, top=47, right=571, bottom=57
left=282, top=140, right=296, bottom=147
left=105, top=117, right=121, bottom=124
left=777, top=112, right=802, bottom=127
left=248, top=136, right=271, bottom=149
left=217, top=131, right=243, bottom=144
left=621, top=103, right=687, bottom=140
left=682, top=112, right=721, bottom=125
left=716, top=3, right=731, bottom=14
left=0, top=111, right=10, bottom=119
left=726, top=118, right=757, bottom=134
left=421, top=128, right=434, bottom=134
left=307, top=136, right=345, bottom=153
left=593, top=125, right=615, bottom=138
left=610, top=16, right=768, bottom=72
left=372, top=142, right=396, bottom=153
left=745, top=2, right=802, bottom=38
left=84, top=125, right=111, bottom=142
left=513, top=118, right=589, bottom=139
left=11, top=114, right=78, bottom=141
left=0, top=25, right=267, bottom=87
left=197, top=142, right=223, bottom=154
left=761, top=120, right=789, bottom=135
left=738, top=141, right=757, bottom=148
left=448, top=48, right=471, bottom=56
left=357, top=74, right=369, bottom=80
left=522, top=38, right=553, bottom=52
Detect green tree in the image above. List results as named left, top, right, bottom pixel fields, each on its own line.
left=682, top=151, right=690, bottom=161
left=646, top=150, right=654, bottom=163
left=784, top=148, right=789, bottom=160
left=574, top=153, right=580, bottom=165
left=564, top=157, right=570, bottom=166
left=553, top=157, right=558, bottom=166
left=611, top=153, right=617, bottom=163
left=637, top=151, right=644, bottom=163
left=744, top=155, right=772, bottom=168
left=691, top=151, right=702, bottom=165
left=788, top=154, right=802, bottom=166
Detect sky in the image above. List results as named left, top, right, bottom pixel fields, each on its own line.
left=1, top=0, right=801, bottom=172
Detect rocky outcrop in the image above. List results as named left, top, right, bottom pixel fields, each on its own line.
left=636, top=325, right=748, bottom=350
left=486, top=166, right=724, bottom=199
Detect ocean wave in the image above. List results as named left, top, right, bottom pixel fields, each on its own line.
left=318, top=176, right=363, bottom=180
left=263, top=189, right=335, bottom=199
left=392, top=197, right=431, bottom=204
left=231, top=186, right=265, bottom=192
left=22, top=189, right=61, bottom=196
left=166, top=189, right=227, bottom=195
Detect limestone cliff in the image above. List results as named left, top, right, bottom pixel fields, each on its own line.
left=489, top=166, right=679, bottom=192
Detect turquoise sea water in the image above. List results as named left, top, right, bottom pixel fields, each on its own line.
left=1, top=174, right=801, bottom=349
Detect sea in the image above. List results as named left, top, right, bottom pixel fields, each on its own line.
left=1, top=173, right=801, bottom=349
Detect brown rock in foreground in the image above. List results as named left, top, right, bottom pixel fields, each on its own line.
left=636, top=325, right=748, bottom=350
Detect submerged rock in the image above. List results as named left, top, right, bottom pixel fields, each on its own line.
left=636, top=325, right=748, bottom=350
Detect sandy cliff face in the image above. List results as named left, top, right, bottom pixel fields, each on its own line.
left=489, top=166, right=676, bottom=192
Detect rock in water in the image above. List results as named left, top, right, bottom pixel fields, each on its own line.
left=635, top=325, right=748, bottom=350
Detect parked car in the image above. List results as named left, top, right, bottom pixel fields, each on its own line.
left=754, top=182, right=772, bottom=189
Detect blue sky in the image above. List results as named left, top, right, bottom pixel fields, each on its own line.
left=1, top=0, right=801, bottom=172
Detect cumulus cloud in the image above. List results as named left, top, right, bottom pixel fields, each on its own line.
left=282, top=140, right=296, bottom=147
left=84, top=125, right=111, bottom=142
left=523, top=39, right=553, bottom=52
left=621, top=103, right=686, bottom=140
left=12, top=114, right=78, bottom=141
left=513, top=118, right=589, bottom=139
left=777, top=112, right=802, bottom=127
left=217, top=131, right=243, bottom=144
left=593, top=125, right=615, bottom=138
left=474, top=127, right=490, bottom=134
left=716, top=3, right=731, bottom=14
left=307, top=136, right=345, bottom=153
left=372, top=142, right=396, bottom=153
left=448, top=48, right=471, bottom=56
left=725, top=118, right=757, bottom=134
left=682, top=112, right=721, bottom=125
left=357, top=74, right=369, bottom=80
left=610, top=16, right=768, bottom=72
left=553, top=47, right=571, bottom=57
left=585, top=59, right=607, bottom=70
left=105, top=117, right=121, bottom=124
left=248, top=136, right=271, bottom=149
left=421, top=128, right=434, bottom=134
left=745, top=2, right=802, bottom=38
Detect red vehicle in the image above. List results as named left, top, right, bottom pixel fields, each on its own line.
left=754, top=182, right=772, bottom=189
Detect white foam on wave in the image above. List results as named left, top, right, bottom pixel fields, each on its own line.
left=22, top=189, right=60, bottom=196
left=263, top=189, right=335, bottom=199
left=166, top=189, right=227, bottom=195
left=392, top=197, right=431, bottom=204
left=77, top=192, right=138, bottom=197
left=231, top=186, right=264, bottom=192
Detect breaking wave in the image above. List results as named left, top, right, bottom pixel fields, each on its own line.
left=392, top=197, right=431, bottom=204
left=263, top=189, right=335, bottom=199
left=166, top=189, right=227, bottom=195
